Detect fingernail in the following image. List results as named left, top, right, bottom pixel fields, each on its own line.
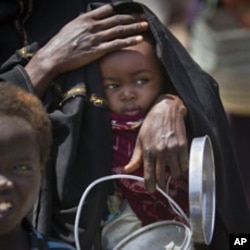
left=141, top=21, right=148, bottom=29
left=135, top=35, right=143, bottom=42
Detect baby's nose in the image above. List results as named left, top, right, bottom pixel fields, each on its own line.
left=121, top=87, right=136, bottom=100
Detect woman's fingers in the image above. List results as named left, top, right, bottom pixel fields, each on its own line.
left=96, top=21, right=148, bottom=43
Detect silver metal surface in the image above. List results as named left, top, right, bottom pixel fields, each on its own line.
left=113, top=221, right=192, bottom=250
left=189, top=136, right=216, bottom=244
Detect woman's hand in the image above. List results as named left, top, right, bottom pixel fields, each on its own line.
left=124, top=94, right=188, bottom=193
left=25, top=4, right=148, bottom=96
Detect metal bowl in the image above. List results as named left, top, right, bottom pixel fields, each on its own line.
left=113, top=221, right=192, bottom=250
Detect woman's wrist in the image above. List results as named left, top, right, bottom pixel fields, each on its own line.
left=156, top=94, right=187, bottom=117
left=24, top=53, right=57, bottom=97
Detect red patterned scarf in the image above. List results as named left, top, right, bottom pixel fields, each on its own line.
left=111, top=112, right=189, bottom=226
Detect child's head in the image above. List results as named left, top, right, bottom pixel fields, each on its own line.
left=100, top=32, right=168, bottom=116
left=0, top=82, right=52, bottom=234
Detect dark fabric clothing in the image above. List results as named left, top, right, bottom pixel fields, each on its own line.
left=228, top=115, right=250, bottom=208
left=23, top=219, right=75, bottom=250
left=0, top=1, right=250, bottom=249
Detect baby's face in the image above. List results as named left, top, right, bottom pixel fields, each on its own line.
left=100, top=40, right=166, bottom=116
left=0, top=116, right=41, bottom=234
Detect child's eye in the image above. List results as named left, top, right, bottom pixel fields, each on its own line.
left=104, top=83, right=119, bottom=90
left=12, top=164, right=32, bottom=172
left=136, top=79, right=149, bottom=85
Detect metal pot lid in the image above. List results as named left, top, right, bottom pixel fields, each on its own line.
left=189, top=135, right=216, bottom=245
left=113, top=221, right=192, bottom=250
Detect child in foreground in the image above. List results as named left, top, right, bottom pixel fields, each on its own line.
left=0, top=82, right=75, bottom=250
left=99, top=32, right=189, bottom=249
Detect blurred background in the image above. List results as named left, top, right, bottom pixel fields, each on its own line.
left=137, top=0, right=250, bottom=206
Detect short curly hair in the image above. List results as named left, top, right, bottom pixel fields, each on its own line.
left=0, top=82, right=52, bottom=166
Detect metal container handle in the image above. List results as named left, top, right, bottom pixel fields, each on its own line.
left=74, top=174, right=189, bottom=250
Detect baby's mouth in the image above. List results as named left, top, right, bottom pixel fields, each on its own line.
left=123, top=107, right=141, bottom=116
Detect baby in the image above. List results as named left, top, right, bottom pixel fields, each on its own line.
left=99, top=32, right=188, bottom=249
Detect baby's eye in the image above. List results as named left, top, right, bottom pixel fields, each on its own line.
left=104, top=83, right=119, bottom=90
left=136, top=79, right=149, bottom=85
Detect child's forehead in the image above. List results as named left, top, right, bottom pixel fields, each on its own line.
left=0, top=116, right=33, bottom=135
left=0, top=116, right=39, bottom=159
left=101, top=40, right=155, bottom=62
